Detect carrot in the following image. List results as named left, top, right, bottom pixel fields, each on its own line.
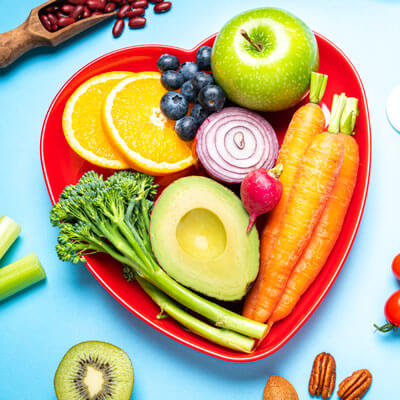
left=269, top=95, right=359, bottom=323
left=243, top=72, right=328, bottom=318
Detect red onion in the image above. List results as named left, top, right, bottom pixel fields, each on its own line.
left=195, top=107, right=279, bottom=184
left=240, top=165, right=283, bottom=233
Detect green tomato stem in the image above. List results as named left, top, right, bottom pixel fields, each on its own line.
left=309, top=72, right=328, bottom=104
left=374, top=323, right=398, bottom=333
left=0, top=216, right=21, bottom=260
left=0, top=253, right=46, bottom=302
left=328, top=93, right=347, bottom=134
left=137, top=277, right=255, bottom=353
left=340, top=97, right=359, bottom=135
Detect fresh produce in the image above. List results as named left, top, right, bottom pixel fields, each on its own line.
left=211, top=8, right=319, bottom=111
left=198, top=85, right=227, bottom=113
left=160, top=91, right=189, bottom=120
left=150, top=176, right=259, bottom=301
left=243, top=72, right=327, bottom=319
left=62, top=71, right=133, bottom=169
left=157, top=53, right=180, bottom=72
left=39, top=0, right=172, bottom=37
left=0, top=253, right=46, bottom=302
left=161, top=70, right=184, bottom=90
left=269, top=95, right=360, bottom=324
left=175, top=116, right=198, bottom=141
left=192, top=72, right=214, bottom=91
left=102, top=72, right=194, bottom=175
left=195, top=107, right=279, bottom=184
left=190, top=104, right=209, bottom=126
left=309, top=352, right=336, bottom=399
left=240, top=165, right=283, bottom=233
left=243, top=96, right=345, bottom=323
left=137, top=277, right=255, bottom=353
left=196, top=46, right=212, bottom=70
left=375, top=290, right=400, bottom=333
left=263, top=376, right=299, bottom=400
left=181, top=80, right=198, bottom=103
left=337, top=369, right=372, bottom=400
left=392, top=253, right=400, bottom=280
left=0, top=216, right=21, bottom=259
left=179, top=62, right=199, bottom=81
left=50, top=171, right=267, bottom=348
left=54, top=341, right=134, bottom=400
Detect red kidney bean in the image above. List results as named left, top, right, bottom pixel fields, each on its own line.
left=132, top=0, right=148, bottom=8
left=47, top=12, right=58, bottom=26
left=86, top=0, right=106, bottom=11
left=70, top=5, right=84, bottom=19
left=154, top=1, right=171, bottom=13
left=61, top=4, right=75, bottom=14
left=128, top=16, right=146, bottom=28
left=112, top=19, right=125, bottom=37
left=56, top=11, right=69, bottom=18
left=69, top=0, right=86, bottom=4
left=116, top=4, right=130, bottom=17
left=104, top=2, right=117, bottom=12
left=58, top=16, right=76, bottom=27
left=44, top=5, right=59, bottom=13
left=91, top=11, right=105, bottom=15
left=82, top=6, right=92, bottom=17
left=39, top=14, right=52, bottom=31
left=127, top=7, right=145, bottom=17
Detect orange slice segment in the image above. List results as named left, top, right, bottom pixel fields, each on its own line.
left=63, top=71, right=133, bottom=169
left=103, top=71, right=194, bottom=176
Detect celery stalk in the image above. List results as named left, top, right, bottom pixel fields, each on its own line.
left=0, top=216, right=21, bottom=260
left=0, top=253, right=46, bottom=301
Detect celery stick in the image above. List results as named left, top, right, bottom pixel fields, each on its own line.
left=0, top=216, right=21, bottom=260
left=0, top=253, right=46, bottom=302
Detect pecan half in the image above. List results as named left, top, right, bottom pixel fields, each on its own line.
left=309, top=352, right=336, bottom=399
left=337, top=369, right=372, bottom=400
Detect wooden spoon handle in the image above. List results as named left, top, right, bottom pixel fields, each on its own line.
left=0, top=20, right=46, bottom=69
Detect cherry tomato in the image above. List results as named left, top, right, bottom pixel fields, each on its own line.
left=385, top=290, right=400, bottom=327
left=392, top=254, right=400, bottom=280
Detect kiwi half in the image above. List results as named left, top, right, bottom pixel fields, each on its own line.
left=54, top=341, right=134, bottom=400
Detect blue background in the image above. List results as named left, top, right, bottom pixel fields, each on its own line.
left=1, top=0, right=399, bottom=398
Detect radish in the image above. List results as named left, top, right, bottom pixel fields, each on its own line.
left=240, top=165, right=283, bottom=233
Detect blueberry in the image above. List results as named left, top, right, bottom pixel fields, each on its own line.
left=161, top=70, right=184, bottom=90
left=175, top=116, right=198, bottom=141
left=190, top=104, right=210, bottom=126
left=160, top=92, right=189, bottom=120
left=181, top=80, right=198, bottom=103
left=179, top=62, right=199, bottom=81
left=196, top=46, right=212, bottom=71
left=157, top=53, right=180, bottom=72
left=191, top=71, right=214, bottom=91
left=198, top=85, right=226, bottom=113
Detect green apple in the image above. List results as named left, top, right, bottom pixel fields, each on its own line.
left=211, top=8, right=319, bottom=112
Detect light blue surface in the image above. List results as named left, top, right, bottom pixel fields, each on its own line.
left=0, top=0, right=399, bottom=398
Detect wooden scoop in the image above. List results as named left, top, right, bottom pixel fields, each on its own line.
left=0, top=0, right=115, bottom=69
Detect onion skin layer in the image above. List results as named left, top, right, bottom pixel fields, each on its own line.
left=196, top=107, right=279, bottom=184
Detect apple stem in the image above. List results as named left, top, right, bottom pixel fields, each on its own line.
left=309, top=72, right=328, bottom=104
left=240, top=29, right=263, bottom=52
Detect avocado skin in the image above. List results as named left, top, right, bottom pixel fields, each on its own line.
left=150, top=176, right=260, bottom=301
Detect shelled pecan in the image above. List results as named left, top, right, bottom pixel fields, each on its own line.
left=337, top=369, right=372, bottom=400
left=309, top=352, right=336, bottom=399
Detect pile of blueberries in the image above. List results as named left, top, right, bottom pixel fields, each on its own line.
left=157, top=46, right=227, bottom=141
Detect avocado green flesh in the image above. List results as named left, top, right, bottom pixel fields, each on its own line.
left=150, top=176, right=260, bottom=301
left=54, top=341, right=134, bottom=400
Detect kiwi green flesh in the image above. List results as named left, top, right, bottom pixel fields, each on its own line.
left=54, top=341, right=134, bottom=400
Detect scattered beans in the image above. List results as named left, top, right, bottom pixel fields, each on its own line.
left=131, top=0, right=148, bottom=9
left=154, top=1, right=171, bottom=13
left=126, top=7, right=145, bottom=17
left=128, top=16, right=146, bottom=28
left=112, top=18, right=125, bottom=37
left=40, top=0, right=173, bottom=36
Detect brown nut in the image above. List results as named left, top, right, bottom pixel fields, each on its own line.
left=309, top=352, right=336, bottom=399
left=263, top=376, right=299, bottom=400
left=337, top=369, right=372, bottom=400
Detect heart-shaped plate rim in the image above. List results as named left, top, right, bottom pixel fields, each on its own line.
left=41, top=32, right=371, bottom=362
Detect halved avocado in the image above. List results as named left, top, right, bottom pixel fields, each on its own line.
left=150, top=176, right=259, bottom=301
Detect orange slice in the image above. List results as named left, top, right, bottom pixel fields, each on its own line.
left=103, top=71, right=194, bottom=175
left=63, top=71, right=133, bottom=169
